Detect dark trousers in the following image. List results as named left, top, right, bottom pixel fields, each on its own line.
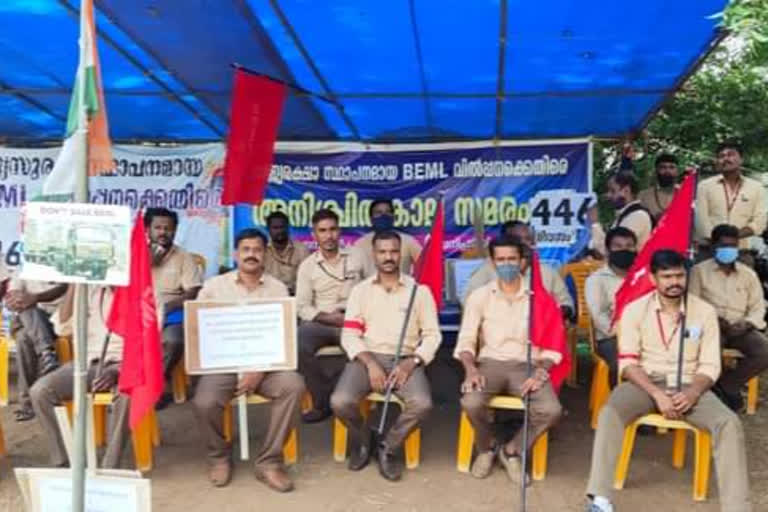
left=162, top=323, right=184, bottom=379
left=596, top=337, right=618, bottom=387
left=12, top=308, right=56, bottom=408
left=720, top=328, right=768, bottom=395
left=298, top=321, right=342, bottom=410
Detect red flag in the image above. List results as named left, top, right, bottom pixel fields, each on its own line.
left=106, top=212, right=164, bottom=429
left=612, top=172, right=697, bottom=324
left=530, top=252, right=570, bottom=391
left=221, top=69, right=286, bottom=205
left=413, top=200, right=445, bottom=309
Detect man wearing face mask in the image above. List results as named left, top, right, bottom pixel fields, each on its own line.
left=353, top=198, right=422, bottom=278
left=604, top=171, right=654, bottom=251
left=638, top=153, right=679, bottom=222
left=689, top=224, right=768, bottom=412
left=585, top=227, right=638, bottom=385
left=456, top=236, right=563, bottom=484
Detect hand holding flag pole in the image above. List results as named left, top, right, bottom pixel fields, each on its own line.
left=675, top=170, right=699, bottom=393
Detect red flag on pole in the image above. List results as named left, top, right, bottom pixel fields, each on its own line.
left=413, top=200, right=445, bottom=309
left=221, top=68, right=286, bottom=205
left=106, top=212, right=164, bottom=429
left=530, top=252, right=570, bottom=392
left=612, top=171, right=697, bottom=324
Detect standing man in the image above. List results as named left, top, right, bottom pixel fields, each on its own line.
left=638, top=153, right=680, bottom=222
left=331, top=231, right=441, bottom=481
left=145, top=207, right=203, bottom=380
left=689, top=224, right=768, bottom=412
left=456, top=236, right=563, bottom=483
left=603, top=171, right=654, bottom=250
left=296, top=209, right=365, bottom=423
left=354, top=198, right=422, bottom=278
left=585, top=227, right=638, bottom=385
left=696, top=141, right=767, bottom=260
left=585, top=250, right=750, bottom=512
left=263, top=210, right=310, bottom=295
left=192, top=228, right=306, bottom=491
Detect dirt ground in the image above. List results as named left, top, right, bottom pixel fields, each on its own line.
left=0, top=357, right=766, bottom=512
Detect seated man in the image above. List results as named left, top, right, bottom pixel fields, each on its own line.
left=193, top=228, right=305, bottom=491
left=30, top=285, right=129, bottom=468
left=263, top=210, right=310, bottom=295
left=353, top=198, right=422, bottom=278
left=145, top=207, right=203, bottom=380
left=690, top=224, right=768, bottom=412
left=6, top=278, right=67, bottom=421
left=296, top=209, right=365, bottom=423
left=585, top=227, right=638, bottom=385
left=331, top=230, right=441, bottom=482
left=585, top=250, right=750, bottom=512
left=456, top=236, right=563, bottom=483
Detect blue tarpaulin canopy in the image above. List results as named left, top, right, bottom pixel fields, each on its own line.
left=0, top=0, right=727, bottom=143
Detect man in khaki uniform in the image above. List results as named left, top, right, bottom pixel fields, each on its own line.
left=695, top=141, right=767, bottom=259
left=638, top=153, right=680, bottom=222
left=331, top=230, right=441, bottom=482
left=30, top=285, right=129, bottom=468
left=353, top=198, right=422, bottom=278
left=690, top=224, right=768, bottom=412
left=192, top=228, right=305, bottom=491
left=585, top=250, right=751, bottom=512
left=264, top=210, right=310, bottom=295
left=296, top=209, right=365, bottom=423
left=145, top=208, right=203, bottom=379
left=456, top=236, right=563, bottom=484
left=461, top=221, right=573, bottom=318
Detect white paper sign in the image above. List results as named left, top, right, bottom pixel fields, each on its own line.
left=198, top=303, right=286, bottom=369
left=529, top=189, right=595, bottom=248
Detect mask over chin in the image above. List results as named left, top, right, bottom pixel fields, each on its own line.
left=371, top=214, right=394, bottom=232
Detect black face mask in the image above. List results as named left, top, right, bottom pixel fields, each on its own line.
left=609, top=250, right=637, bottom=270
left=657, top=174, right=676, bottom=188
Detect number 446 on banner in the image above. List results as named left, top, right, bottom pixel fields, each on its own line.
left=529, top=189, right=595, bottom=248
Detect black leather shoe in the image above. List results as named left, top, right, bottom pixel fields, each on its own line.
left=377, top=443, right=403, bottom=481
left=302, top=406, right=332, bottom=424
left=348, top=431, right=374, bottom=471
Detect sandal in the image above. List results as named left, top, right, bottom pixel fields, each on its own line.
left=14, top=404, right=35, bottom=422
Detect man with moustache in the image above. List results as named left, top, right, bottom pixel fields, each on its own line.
left=585, top=250, right=750, bottom=512
left=638, top=154, right=680, bottom=222
left=263, top=210, right=310, bottom=295
left=331, top=230, right=441, bottom=481
left=295, top=209, right=366, bottom=423
left=192, top=228, right=306, bottom=491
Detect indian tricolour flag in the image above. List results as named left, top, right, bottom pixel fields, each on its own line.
left=42, top=0, right=113, bottom=199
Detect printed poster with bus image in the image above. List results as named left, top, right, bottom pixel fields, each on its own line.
left=20, top=202, right=131, bottom=286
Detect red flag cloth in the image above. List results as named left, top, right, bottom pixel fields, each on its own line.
left=413, top=200, right=445, bottom=309
left=106, top=212, right=164, bottom=429
left=221, top=69, right=286, bottom=205
left=530, top=252, right=570, bottom=392
left=612, top=171, right=697, bottom=324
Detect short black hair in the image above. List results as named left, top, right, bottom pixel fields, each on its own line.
left=372, top=230, right=401, bottom=247
left=500, top=220, right=528, bottom=236
left=605, top=226, right=637, bottom=250
left=650, top=249, right=686, bottom=273
left=144, top=207, right=178, bottom=228
left=369, top=198, right=394, bottom=217
left=235, top=228, right=268, bottom=248
left=716, top=139, right=743, bottom=156
left=488, top=235, right=527, bottom=259
left=266, top=210, right=290, bottom=227
left=711, top=224, right=740, bottom=244
left=311, top=208, right=339, bottom=226
left=610, top=171, right=639, bottom=195
left=655, top=153, right=678, bottom=169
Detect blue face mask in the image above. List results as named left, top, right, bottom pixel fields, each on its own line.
left=496, top=263, right=521, bottom=283
left=714, top=246, right=739, bottom=265
left=371, top=214, right=394, bottom=232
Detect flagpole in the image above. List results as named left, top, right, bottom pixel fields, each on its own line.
left=72, top=1, right=91, bottom=509
left=519, top=240, right=536, bottom=511
left=676, top=170, right=699, bottom=392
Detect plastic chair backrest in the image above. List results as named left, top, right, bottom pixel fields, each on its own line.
left=560, top=259, right=603, bottom=331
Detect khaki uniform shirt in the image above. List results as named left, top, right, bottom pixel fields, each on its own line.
left=8, top=278, right=65, bottom=315
left=689, top=258, right=766, bottom=330
left=198, top=270, right=288, bottom=301
left=585, top=265, right=624, bottom=340
left=353, top=231, right=422, bottom=278
left=612, top=200, right=653, bottom=250
left=295, top=248, right=365, bottom=322
left=618, top=292, right=720, bottom=384
left=638, top=185, right=676, bottom=221
left=152, top=245, right=203, bottom=308
left=85, top=286, right=124, bottom=363
left=455, top=281, right=563, bottom=364
left=695, top=174, right=768, bottom=248
left=461, top=260, right=573, bottom=310
left=263, top=240, right=310, bottom=294
left=341, top=274, right=441, bottom=364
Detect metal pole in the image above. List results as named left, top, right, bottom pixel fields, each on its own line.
left=519, top=250, right=535, bottom=511
left=675, top=171, right=699, bottom=392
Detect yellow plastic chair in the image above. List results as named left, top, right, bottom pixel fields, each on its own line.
left=222, top=394, right=299, bottom=465
left=614, top=413, right=712, bottom=501
left=722, top=349, right=759, bottom=415
left=333, top=392, right=421, bottom=469
left=560, top=260, right=603, bottom=386
left=588, top=321, right=611, bottom=429
left=456, top=395, right=549, bottom=480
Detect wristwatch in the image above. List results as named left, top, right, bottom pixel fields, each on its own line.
left=535, top=367, right=550, bottom=381
left=411, top=355, right=423, bottom=367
